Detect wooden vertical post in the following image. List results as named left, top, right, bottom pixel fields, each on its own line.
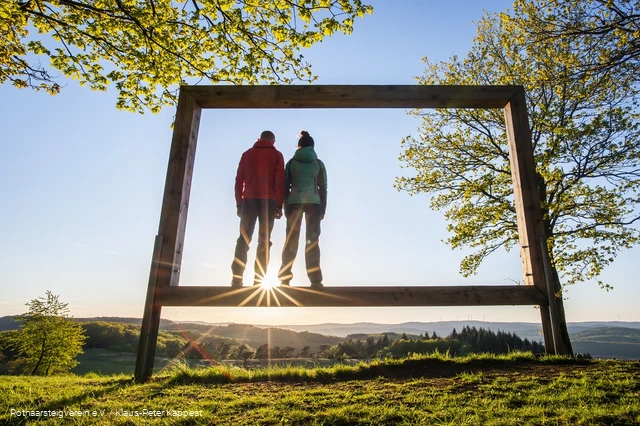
left=134, top=89, right=202, bottom=381
left=503, top=88, right=555, bottom=353
left=157, top=90, right=202, bottom=288
left=539, top=305, right=555, bottom=354
left=540, top=236, right=571, bottom=354
left=134, top=235, right=163, bottom=382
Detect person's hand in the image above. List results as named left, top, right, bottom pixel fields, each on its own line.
left=275, top=207, right=283, bottom=219
left=237, top=206, right=242, bottom=217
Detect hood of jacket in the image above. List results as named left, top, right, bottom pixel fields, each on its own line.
left=292, top=146, right=317, bottom=163
left=253, top=139, right=275, bottom=149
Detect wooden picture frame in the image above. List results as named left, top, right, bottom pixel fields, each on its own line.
left=134, top=85, right=566, bottom=382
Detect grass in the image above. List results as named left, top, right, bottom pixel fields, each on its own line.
left=166, top=351, right=576, bottom=384
left=72, top=349, right=200, bottom=375
left=72, top=349, right=141, bottom=375
left=71, top=348, right=358, bottom=376
left=1, top=352, right=638, bottom=425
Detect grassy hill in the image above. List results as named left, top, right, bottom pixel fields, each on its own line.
left=188, top=323, right=342, bottom=351
left=1, top=321, right=344, bottom=377
left=4, top=316, right=640, bottom=344
left=0, top=354, right=638, bottom=425
left=0, top=317, right=341, bottom=352
left=571, top=327, right=640, bottom=359
left=73, top=323, right=342, bottom=375
left=5, top=316, right=640, bottom=360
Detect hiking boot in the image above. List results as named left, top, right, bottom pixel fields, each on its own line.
left=310, top=282, right=324, bottom=290
left=230, top=279, right=243, bottom=289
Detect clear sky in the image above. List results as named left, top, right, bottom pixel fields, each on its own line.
left=1, top=0, right=638, bottom=326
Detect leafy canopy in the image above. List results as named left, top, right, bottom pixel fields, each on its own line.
left=9, top=291, right=87, bottom=375
left=1, top=0, right=373, bottom=113
left=509, top=0, right=639, bottom=78
left=396, top=4, right=640, bottom=290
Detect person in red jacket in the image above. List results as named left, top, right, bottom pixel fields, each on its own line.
left=231, top=130, right=285, bottom=288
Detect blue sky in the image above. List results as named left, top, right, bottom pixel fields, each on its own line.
left=1, top=0, right=638, bottom=326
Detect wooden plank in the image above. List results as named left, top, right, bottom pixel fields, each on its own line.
left=539, top=304, right=555, bottom=354
left=134, top=235, right=163, bottom=382
left=540, top=236, right=572, bottom=355
left=156, top=91, right=202, bottom=287
left=540, top=235, right=561, bottom=353
left=134, top=235, right=161, bottom=381
left=155, top=285, right=547, bottom=307
left=504, top=88, right=547, bottom=293
left=183, top=85, right=518, bottom=109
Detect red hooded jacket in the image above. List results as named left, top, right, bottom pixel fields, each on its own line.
left=235, top=139, right=285, bottom=208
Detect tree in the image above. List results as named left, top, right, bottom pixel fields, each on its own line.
left=508, top=0, right=640, bottom=78
left=280, top=346, right=296, bottom=358
left=381, top=333, right=390, bottom=348
left=9, top=291, right=87, bottom=375
left=1, top=0, right=372, bottom=113
left=431, top=331, right=438, bottom=340
left=396, top=5, right=640, bottom=354
left=270, top=345, right=281, bottom=358
left=255, top=343, right=270, bottom=359
left=236, top=343, right=256, bottom=367
left=218, top=342, right=233, bottom=360
left=317, top=344, right=330, bottom=357
left=401, top=332, right=408, bottom=340
left=298, top=345, right=312, bottom=358
left=164, top=338, right=183, bottom=357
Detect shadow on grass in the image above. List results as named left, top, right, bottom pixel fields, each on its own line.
left=163, top=353, right=594, bottom=386
left=32, top=377, right=134, bottom=414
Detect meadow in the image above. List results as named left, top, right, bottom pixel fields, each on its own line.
left=1, top=352, right=638, bottom=425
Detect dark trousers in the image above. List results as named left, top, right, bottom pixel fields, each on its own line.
left=279, top=203, right=323, bottom=284
left=231, top=199, right=275, bottom=284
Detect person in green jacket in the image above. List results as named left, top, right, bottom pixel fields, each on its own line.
left=278, top=131, right=327, bottom=289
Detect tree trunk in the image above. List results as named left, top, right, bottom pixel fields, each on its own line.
left=31, top=338, right=47, bottom=375
left=536, top=172, right=573, bottom=355
left=550, top=265, right=574, bottom=355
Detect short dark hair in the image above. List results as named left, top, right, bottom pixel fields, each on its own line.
left=298, top=130, right=314, bottom=148
left=260, top=130, right=275, bottom=141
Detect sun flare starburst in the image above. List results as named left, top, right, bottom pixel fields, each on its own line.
left=259, top=275, right=280, bottom=289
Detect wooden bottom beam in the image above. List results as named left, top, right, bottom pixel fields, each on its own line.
left=155, top=285, right=546, bottom=307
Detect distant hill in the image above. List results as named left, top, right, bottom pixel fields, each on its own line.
left=0, top=316, right=342, bottom=352
left=0, top=316, right=179, bottom=331
left=177, top=323, right=343, bottom=352
left=571, top=327, right=640, bottom=359
left=0, top=316, right=17, bottom=331
left=278, top=321, right=547, bottom=341
left=277, top=321, right=640, bottom=342
left=3, top=315, right=639, bottom=355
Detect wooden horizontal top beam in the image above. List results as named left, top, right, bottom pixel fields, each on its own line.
left=155, top=285, right=546, bottom=308
left=181, top=85, right=520, bottom=109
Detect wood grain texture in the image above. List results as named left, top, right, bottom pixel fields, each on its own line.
left=156, top=93, right=201, bottom=288
left=155, top=285, right=547, bottom=307
left=504, top=88, right=547, bottom=293
left=182, top=85, right=518, bottom=109
left=134, top=235, right=163, bottom=382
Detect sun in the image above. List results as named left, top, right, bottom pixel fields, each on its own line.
left=259, top=275, right=280, bottom=289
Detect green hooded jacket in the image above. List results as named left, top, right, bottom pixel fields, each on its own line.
left=284, top=147, right=327, bottom=214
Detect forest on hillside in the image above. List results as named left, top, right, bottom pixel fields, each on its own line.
left=0, top=320, right=548, bottom=375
